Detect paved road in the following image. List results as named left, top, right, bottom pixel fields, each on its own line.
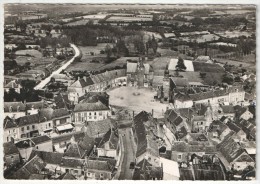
left=118, top=127, right=136, bottom=180
left=34, top=44, right=80, bottom=90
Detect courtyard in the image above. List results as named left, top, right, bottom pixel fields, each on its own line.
left=107, top=86, right=170, bottom=118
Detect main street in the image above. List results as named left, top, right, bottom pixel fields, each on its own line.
left=34, top=43, right=80, bottom=90
left=118, top=127, right=136, bottom=180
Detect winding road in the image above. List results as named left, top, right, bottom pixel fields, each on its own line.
left=34, top=43, right=80, bottom=90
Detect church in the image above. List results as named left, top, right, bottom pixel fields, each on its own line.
left=126, top=58, right=154, bottom=87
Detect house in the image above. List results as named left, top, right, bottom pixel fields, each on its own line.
left=96, top=128, right=120, bottom=166
left=160, top=157, right=180, bottom=180
left=16, top=114, right=40, bottom=139
left=57, top=172, right=76, bottom=180
left=216, top=134, right=255, bottom=171
left=68, top=76, right=95, bottom=103
left=234, top=105, right=254, bottom=120
left=52, top=73, right=73, bottom=83
left=84, top=158, right=117, bottom=180
left=126, top=59, right=154, bottom=87
left=26, top=100, right=46, bottom=115
left=133, top=159, right=163, bottom=180
left=82, top=118, right=114, bottom=138
left=4, top=101, right=26, bottom=119
left=30, top=135, right=53, bottom=152
left=173, top=86, right=245, bottom=107
left=4, top=117, right=19, bottom=142
left=60, top=158, right=85, bottom=178
left=29, top=150, right=63, bottom=174
left=7, top=155, right=47, bottom=179
left=132, top=111, right=160, bottom=167
left=52, top=131, right=85, bottom=153
left=208, top=120, right=231, bottom=141
left=170, top=77, right=189, bottom=89
left=171, top=141, right=216, bottom=163
left=235, top=119, right=256, bottom=140
left=219, top=105, right=235, bottom=118
left=54, top=93, right=73, bottom=109
left=4, top=79, right=22, bottom=93
left=15, top=135, right=52, bottom=160
left=74, top=95, right=110, bottom=124
left=4, top=141, right=21, bottom=168
left=226, top=121, right=247, bottom=142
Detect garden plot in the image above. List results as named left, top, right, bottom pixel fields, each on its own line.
left=168, top=58, right=194, bottom=71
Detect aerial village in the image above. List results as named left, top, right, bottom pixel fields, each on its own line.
left=3, top=4, right=256, bottom=180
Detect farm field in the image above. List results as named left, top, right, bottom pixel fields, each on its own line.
left=65, top=19, right=99, bottom=26
left=215, top=31, right=253, bottom=38
left=15, top=49, right=42, bottom=58
left=106, top=16, right=152, bottom=22
left=76, top=14, right=108, bottom=19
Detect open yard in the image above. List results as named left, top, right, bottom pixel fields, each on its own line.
left=107, top=86, right=170, bottom=118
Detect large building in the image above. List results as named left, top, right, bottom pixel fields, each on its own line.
left=126, top=58, right=154, bottom=87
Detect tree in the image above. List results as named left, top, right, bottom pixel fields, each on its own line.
left=222, top=74, right=234, bottom=85
left=105, top=44, right=112, bottom=58
left=151, top=35, right=158, bottom=54
left=176, top=57, right=186, bottom=71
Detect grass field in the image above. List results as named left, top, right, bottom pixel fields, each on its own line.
left=193, top=62, right=225, bottom=73
left=15, top=49, right=42, bottom=58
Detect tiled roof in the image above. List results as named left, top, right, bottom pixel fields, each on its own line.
left=97, top=128, right=119, bottom=149
left=4, top=116, right=18, bottom=129
left=4, top=141, right=19, bottom=155
left=221, top=105, right=235, bottom=114
left=216, top=134, right=245, bottom=163
left=63, top=142, right=85, bottom=158
left=52, top=108, right=70, bottom=118
left=234, top=105, right=250, bottom=117
left=127, top=61, right=152, bottom=75
left=235, top=153, right=254, bottom=162
left=175, top=126, right=188, bottom=140
left=208, top=120, right=229, bottom=134
left=54, top=93, right=73, bottom=109
left=23, top=155, right=46, bottom=175
left=39, top=108, right=54, bottom=122
left=134, top=111, right=159, bottom=158
left=31, top=135, right=51, bottom=145
left=51, top=131, right=85, bottom=144
left=85, top=119, right=112, bottom=137
left=4, top=101, right=26, bottom=112
left=226, top=122, right=241, bottom=133
left=174, top=92, right=191, bottom=102
left=16, top=114, right=39, bottom=127
left=171, top=77, right=189, bottom=87
left=69, top=77, right=94, bottom=88
left=29, top=174, right=48, bottom=180
left=29, top=150, right=63, bottom=165
left=60, top=158, right=84, bottom=168
left=57, top=172, right=76, bottom=180
left=26, top=101, right=46, bottom=110
left=74, top=101, right=109, bottom=112
left=172, top=141, right=216, bottom=153
left=87, top=158, right=116, bottom=172
left=78, top=92, right=109, bottom=106
left=78, top=133, right=96, bottom=156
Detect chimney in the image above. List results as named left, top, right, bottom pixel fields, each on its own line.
left=78, top=76, right=80, bottom=81
left=83, top=76, right=87, bottom=82
left=151, top=109, right=154, bottom=117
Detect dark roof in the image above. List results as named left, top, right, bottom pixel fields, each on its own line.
left=86, top=158, right=116, bottom=172
left=54, top=93, right=72, bottom=109
left=97, top=128, right=119, bottom=149
left=74, top=100, right=109, bottom=112
left=208, top=120, right=229, bottom=133
left=31, top=135, right=51, bottom=145
left=216, top=134, right=245, bottom=163
left=219, top=116, right=228, bottom=122
left=78, top=133, right=96, bottom=156
left=52, top=108, right=70, bottom=118
left=15, top=139, right=33, bottom=149
left=60, top=158, right=84, bottom=168
left=226, top=121, right=242, bottom=133
left=29, top=174, right=49, bottom=180
left=29, top=150, right=63, bottom=165
left=78, top=92, right=109, bottom=107
left=26, top=101, right=46, bottom=110
left=174, top=92, right=191, bottom=102
left=85, top=119, right=113, bottom=137
left=39, top=108, right=54, bottom=122
left=16, top=114, right=39, bottom=127
left=172, top=141, right=216, bottom=153
left=63, top=142, right=85, bottom=158
left=173, top=116, right=184, bottom=126
left=234, top=105, right=249, bottom=117
left=23, top=155, right=46, bottom=175
left=175, top=126, right=188, bottom=140
left=171, top=77, right=189, bottom=87
left=4, top=141, right=19, bottom=155
left=57, top=172, right=76, bottom=180
left=4, top=116, right=18, bottom=129
left=221, top=105, right=235, bottom=114
left=4, top=101, right=26, bottom=112
left=70, top=77, right=94, bottom=88
left=52, top=131, right=85, bottom=144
